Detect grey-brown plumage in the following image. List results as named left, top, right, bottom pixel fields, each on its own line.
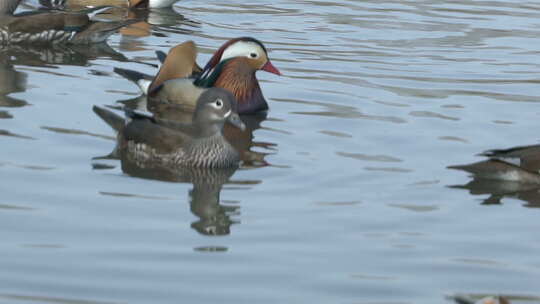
left=0, top=0, right=136, bottom=45
left=94, top=88, right=246, bottom=169
left=451, top=295, right=510, bottom=304
left=0, top=0, right=19, bottom=15
left=448, top=144, right=540, bottom=184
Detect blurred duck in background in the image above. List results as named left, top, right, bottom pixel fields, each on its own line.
left=0, top=0, right=137, bottom=45
left=449, top=144, right=540, bottom=184
left=451, top=295, right=510, bottom=304
left=39, top=0, right=178, bottom=9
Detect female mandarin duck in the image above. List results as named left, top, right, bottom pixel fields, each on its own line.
left=93, top=88, right=246, bottom=168
left=41, top=0, right=178, bottom=9
left=0, top=0, right=136, bottom=45
left=114, top=37, right=281, bottom=115
left=449, top=144, right=540, bottom=184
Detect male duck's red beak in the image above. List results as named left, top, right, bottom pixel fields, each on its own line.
left=261, top=60, right=281, bottom=76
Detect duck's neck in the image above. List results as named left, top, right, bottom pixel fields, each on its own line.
left=213, top=59, right=268, bottom=114
left=192, top=120, right=223, bottom=138
left=0, top=0, right=21, bottom=15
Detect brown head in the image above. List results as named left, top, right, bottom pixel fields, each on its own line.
left=193, top=38, right=280, bottom=114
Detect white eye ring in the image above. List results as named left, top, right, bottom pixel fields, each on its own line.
left=249, top=52, right=258, bottom=59
left=214, top=99, right=223, bottom=108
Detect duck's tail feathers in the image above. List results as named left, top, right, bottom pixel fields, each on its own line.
left=93, top=105, right=125, bottom=132
left=124, top=108, right=154, bottom=120
left=113, top=67, right=153, bottom=94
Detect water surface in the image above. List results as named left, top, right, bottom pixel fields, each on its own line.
left=2, top=1, right=540, bottom=303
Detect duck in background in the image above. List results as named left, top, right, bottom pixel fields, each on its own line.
left=0, top=0, right=137, bottom=45
left=116, top=7, right=196, bottom=42
left=93, top=87, right=246, bottom=169
left=39, top=0, right=178, bottom=9
left=451, top=295, right=510, bottom=304
left=449, top=143, right=540, bottom=207
left=114, top=37, right=281, bottom=115
left=449, top=144, right=540, bottom=184
left=0, top=48, right=27, bottom=121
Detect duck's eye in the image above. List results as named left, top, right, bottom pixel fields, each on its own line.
left=249, top=52, right=258, bottom=59
left=214, top=99, right=223, bottom=108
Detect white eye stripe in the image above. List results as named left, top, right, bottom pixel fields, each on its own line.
left=210, top=99, right=224, bottom=109
left=221, top=41, right=264, bottom=61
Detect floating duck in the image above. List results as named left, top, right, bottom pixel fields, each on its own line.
left=449, top=144, right=540, bottom=184
left=93, top=87, right=245, bottom=168
left=452, top=295, right=510, bottom=304
left=40, top=0, right=179, bottom=9
left=114, top=37, right=281, bottom=114
left=0, top=0, right=136, bottom=45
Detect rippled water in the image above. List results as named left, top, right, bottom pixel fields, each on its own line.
left=2, top=1, right=540, bottom=303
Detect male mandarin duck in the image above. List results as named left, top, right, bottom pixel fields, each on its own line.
left=93, top=88, right=246, bottom=168
left=449, top=144, right=540, bottom=184
left=114, top=37, right=281, bottom=115
left=0, top=0, right=136, bottom=45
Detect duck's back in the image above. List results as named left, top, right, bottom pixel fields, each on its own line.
left=121, top=119, right=239, bottom=168
left=149, top=78, right=204, bottom=109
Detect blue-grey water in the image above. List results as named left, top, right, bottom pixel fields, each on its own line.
left=1, top=1, right=540, bottom=303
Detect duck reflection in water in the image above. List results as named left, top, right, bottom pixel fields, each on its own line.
left=188, top=168, right=240, bottom=236
left=1, top=43, right=131, bottom=67
left=449, top=179, right=540, bottom=208
left=117, top=8, right=199, bottom=52
left=0, top=41, right=150, bottom=114
left=38, top=0, right=199, bottom=51
left=0, top=40, right=145, bottom=132
left=121, top=160, right=241, bottom=236
left=449, top=144, right=540, bottom=208
left=85, top=7, right=198, bottom=51
left=0, top=48, right=27, bottom=110
left=94, top=88, right=270, bottom=235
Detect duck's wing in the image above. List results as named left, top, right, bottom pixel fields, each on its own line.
left=155, top=48, right=202, bottom=72
left=480, top=144, right=540, bottom=173
left=148, top=40, right=201, bottom=92
left=123, top=108, right=201, bottom=150
left=148, top=77, right=204, bottom=109
left=122, top=110, right=193, bottom=153
left=114, top=67, right=153, bottom=94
